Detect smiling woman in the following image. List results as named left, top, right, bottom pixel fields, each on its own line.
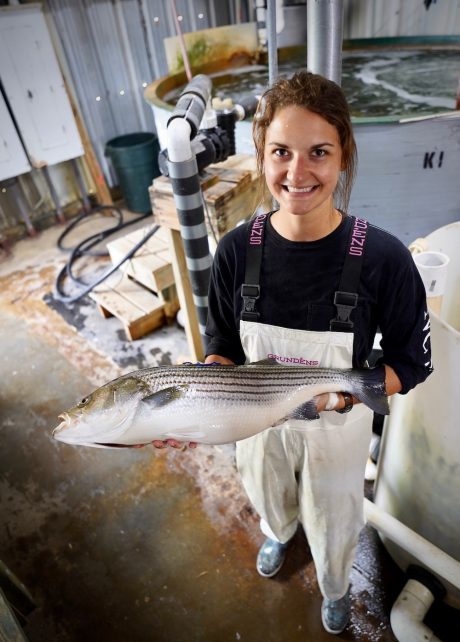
left=204, top=70, right=433, bottom=635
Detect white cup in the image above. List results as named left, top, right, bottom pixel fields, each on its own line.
left=413, top=251, right=450, bottom=298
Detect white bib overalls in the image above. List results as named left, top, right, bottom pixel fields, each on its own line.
left=236, top=215, right=373, bottom=601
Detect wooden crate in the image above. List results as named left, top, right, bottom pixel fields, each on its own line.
left=107, top=224, right=175, bottom=294
left=89, top=274, right=167, bottom=341
left=149, top=154, right=260, bottom=239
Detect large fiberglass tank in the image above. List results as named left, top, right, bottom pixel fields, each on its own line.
left=374, top=221, right=460, bottom=608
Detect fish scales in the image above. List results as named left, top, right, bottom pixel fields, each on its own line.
left=136, top=367, right=358, bottom=404
left=135, top=365, right=353, bottom=388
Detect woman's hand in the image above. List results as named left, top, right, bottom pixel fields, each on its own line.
left=151, top=439, right=197, bottom=449
left=314, top=393, right=333, bottom=413
left=314, top=392, right=356, bottom=413
left=127, top=440, right=197, bottom=449
left=314, top=366, right=401, bottom=414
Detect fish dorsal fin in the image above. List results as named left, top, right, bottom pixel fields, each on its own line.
left=141, top=385, right=188, bottom=408
left=248, top=358, right=279, bottom=366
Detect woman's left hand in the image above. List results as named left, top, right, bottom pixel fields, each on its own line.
left=313, top=393, right=331, bottom=413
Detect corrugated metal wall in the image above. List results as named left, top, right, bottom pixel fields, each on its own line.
left=1, top=0, right=460, bottom=235
left=343, top=0, right=460, bottom=38
left=0, top=0, right=249, bottom=235
left=45, top=0, right=246, bottom=187
left=47, top=0, right=459, bottom=193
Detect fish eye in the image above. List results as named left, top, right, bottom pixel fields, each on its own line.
left=78, top=397, right=89, bottom=407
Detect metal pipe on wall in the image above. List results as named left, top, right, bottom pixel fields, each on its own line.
left=266, top=0, right=278, bottom=86
left=7, top=178, right=36, bottom=236
left=307, top=0, right=344, bottom=85
left=41, top=166, right=65, bottom=224
left=71, top=159, right=92, bottom=214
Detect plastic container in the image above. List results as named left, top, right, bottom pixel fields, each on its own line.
left=413, top=250, right=450, bottom=315
left=105, top=132, right=160, bottom=213
left=375, top=221, right=460, bottom=608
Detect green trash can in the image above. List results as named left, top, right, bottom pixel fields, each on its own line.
left=105, top=132, right=160, bottom=213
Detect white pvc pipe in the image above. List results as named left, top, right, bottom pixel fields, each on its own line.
left=364, top=498, right=460, bottom=592
left=391, top=579, right=442, bottom=642
left=167, top=118, right=192, bottom=163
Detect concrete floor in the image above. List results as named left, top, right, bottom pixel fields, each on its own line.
left=1, top=216, right=458, bottom=641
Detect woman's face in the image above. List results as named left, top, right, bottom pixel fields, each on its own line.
left=263, top=105, right=343, bottom=218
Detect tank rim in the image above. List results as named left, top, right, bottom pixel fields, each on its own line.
left=144, top=35, right=460, bottom=125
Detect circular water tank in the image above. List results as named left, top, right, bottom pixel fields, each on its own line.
left=374, top=221, right=460, bottom=608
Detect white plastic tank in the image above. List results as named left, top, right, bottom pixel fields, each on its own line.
left=374, top=221, right=460, bottom=608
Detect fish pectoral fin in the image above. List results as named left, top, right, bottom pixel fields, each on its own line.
left=288, top=399, right=320, bottom=421
left=142, top=385, right=188, bottom=408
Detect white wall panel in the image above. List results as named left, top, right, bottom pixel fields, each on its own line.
left=0, top=90, right=31, bottom=181
left=0, top=5, right=83, bottom=167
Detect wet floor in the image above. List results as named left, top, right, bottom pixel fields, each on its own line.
left=1, top=220, right=459, bottom=641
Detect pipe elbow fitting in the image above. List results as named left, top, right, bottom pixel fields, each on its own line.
left=390, top=579, right=441, bottom=642
left=167, top=119, right=192, bottom=163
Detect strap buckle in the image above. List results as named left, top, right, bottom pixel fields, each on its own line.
left=330, top=291, right=358, bottom=331
left=241, top=283, right=260, bottom=321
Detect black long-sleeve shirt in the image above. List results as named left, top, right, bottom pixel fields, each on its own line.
left=205, top=213, right=433, bottom=394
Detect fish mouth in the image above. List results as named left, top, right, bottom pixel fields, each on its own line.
left=53, top=402, right=140, bottom=445
left=53, top=413, right=70, bottom=435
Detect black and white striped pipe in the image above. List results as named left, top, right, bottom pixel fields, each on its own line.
left=166, top=75, right=213, bottom=343
left=167, top=74, right=212, bottom=139
left=255, top=0, right=267, bottom=48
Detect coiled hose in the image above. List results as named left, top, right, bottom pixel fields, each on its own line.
left=54, top=204, right=158, bottom=304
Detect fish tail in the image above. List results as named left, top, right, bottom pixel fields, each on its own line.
left=350, top=366, right=390, bottom=415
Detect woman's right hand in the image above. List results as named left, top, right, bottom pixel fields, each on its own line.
left=151, top=439, right=197, bottom=449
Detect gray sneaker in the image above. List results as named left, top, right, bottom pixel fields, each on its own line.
left=321, top=588, right=351, bottom=634
left=256, top=538, right=289, bottom=578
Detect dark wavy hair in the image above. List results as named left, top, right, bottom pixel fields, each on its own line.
left=253, top=70, right=357, bottom=212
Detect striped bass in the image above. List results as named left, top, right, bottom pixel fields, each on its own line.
left=53, top=361, right=389, bottom=448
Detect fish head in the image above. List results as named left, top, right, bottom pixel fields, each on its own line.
left=53, top=376, right=150, bottom=444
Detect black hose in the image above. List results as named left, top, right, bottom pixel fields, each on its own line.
left=56, top=204, right=124, bottom=254
left=53, top=204, right=158, bottom=304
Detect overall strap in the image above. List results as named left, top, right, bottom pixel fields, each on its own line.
left=330, top=216, right=369, bottom=332
left=240, top=212, right=269, bottom=321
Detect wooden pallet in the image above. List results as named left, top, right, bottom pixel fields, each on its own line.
left=89, top=274, right=167, bottom=341
left=149, top=154, right=260, bottom=238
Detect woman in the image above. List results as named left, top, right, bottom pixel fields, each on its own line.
left=203, top=71, right=432, bottom=634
